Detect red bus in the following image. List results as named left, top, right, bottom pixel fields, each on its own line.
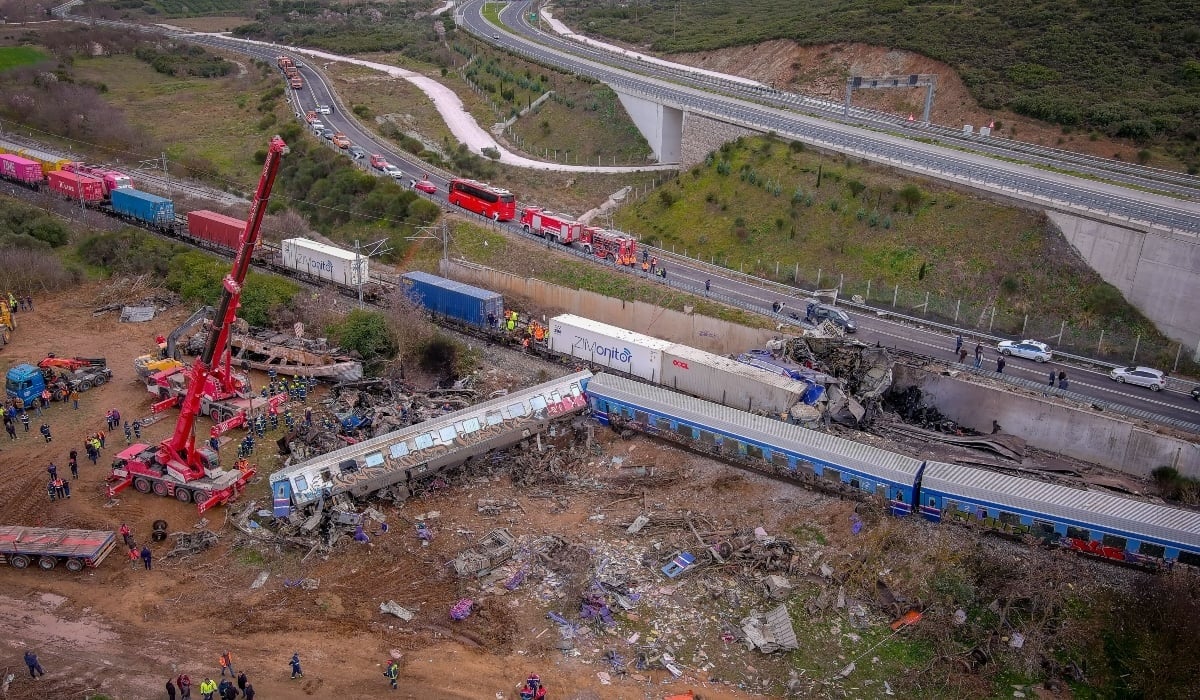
left=448, top=178, right=516, bottom=221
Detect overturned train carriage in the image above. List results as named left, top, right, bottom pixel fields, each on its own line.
left=269, top=371, right=592, bottom=514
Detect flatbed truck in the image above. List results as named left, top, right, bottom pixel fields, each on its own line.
left=0, top=525, right=117, bottom=572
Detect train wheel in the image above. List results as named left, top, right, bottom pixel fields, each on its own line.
left=152, top=481, right=169, bottom=496
left=133, top=477, right=152, bottom=493
left=38, top=556, right=57, bottom=571
left=65, top=558, right=84, bottom=573
left=175, top=489, right=192, bottom=503
left=9, top=554, right=29, bottom=569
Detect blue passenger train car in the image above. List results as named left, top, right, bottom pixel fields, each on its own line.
left=916, top=461, right=1200, bottom=568
left=585, top=372, right=922, bottom=514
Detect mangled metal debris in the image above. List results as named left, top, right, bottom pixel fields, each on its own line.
left=452, top=528, right=516, bottom=577
left=379, top=600, right=415, bottom=621
left=187, top=324, right=363, bottom=381
left=741, top=604, right=799, bottom=653
left=164, top=530, right=219, bottom=559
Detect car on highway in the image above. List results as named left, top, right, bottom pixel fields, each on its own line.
left=348, top=146, right=366, bottom=160
left=414, top=179, right=437, bottom=194
left=492, top=33, right=500, bottom=39
left=1109, top=366, right=1166, bottom=391
left=1192, top=385, right=1200, bottom=401
left=801, top=300, right=856, bottom=333
left=383, top=164, right=403, bottom=179
left=320, top=129, right=335, bottom=140
left=996, top=339, right=1052, bottom=363
left=369, top=154, right=389, bottom=171
left=316, top=104, right=332, bottom=114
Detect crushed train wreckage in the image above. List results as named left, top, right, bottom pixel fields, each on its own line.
left=185, top=321, right=363, bottom=382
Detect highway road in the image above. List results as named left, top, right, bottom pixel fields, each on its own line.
left=457, top=0, right=1200, bottom=236
left=51, top=5, right=1200, bottom=430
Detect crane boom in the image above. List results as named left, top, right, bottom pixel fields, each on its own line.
left=158, top=136, right=289, bottom=476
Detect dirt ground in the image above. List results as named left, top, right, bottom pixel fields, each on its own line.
left=0, top=285, right=777, bottom=700
left=670, top=40, right=1151, bottom=164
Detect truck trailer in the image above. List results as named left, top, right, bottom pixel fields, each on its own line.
left=281, top=238, right=366, bottom=287
left=0, top=525, right=117, bottom=572
left=401, top=271, right=504, bottom=327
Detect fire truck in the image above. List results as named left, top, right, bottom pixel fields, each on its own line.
left=277, top=55, right=303, bottom=89
left=583, top=226, right=638, bottom=267
left=519, top=206, right=585, bottom=245
left=106, top=136, right=291, bottom=514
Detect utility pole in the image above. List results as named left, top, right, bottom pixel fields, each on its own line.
left=353, top=238, right=391, bottom=309
left=407, top=222, right=451, bottom=272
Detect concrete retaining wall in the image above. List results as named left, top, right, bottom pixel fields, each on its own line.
left=1049, top=211, right=1200, bottom=352
left=679, top=112, right=760, bottom=166
left=892, top=364, right=1200, bottom=478
left=440, top=259, right=778, bottom=355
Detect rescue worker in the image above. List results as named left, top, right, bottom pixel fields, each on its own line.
left=533, top=323, right=545, bottom=343
left=40, top=423, right=52, bottom=443
left=289, top=652, right=303, bottom=679
left=20, top=411, right=30, bottom=432
left=242, top=682, right=254, bottom=700
left=97, top=429, right=105, bottom=448
left=216, top=678, right=233, bottom=699
left=132, top=419, right=142, bottom=440
left=47, top=479, right=57, bottom=502
left=47, top=462, right=58, bottom=480
left=220, top=651, right=235, bottom=678
left=124, top=421, right=132, bottom=443
left=641, top=259, right=649, bottom=274
left=70, top=389, right=79, bottom=410
left=705, top=279, right=711, bottom=294
left=506, top=314, right=516, bottom=332
left=167, top=678, right=177, bottom=700
left=120, top=523, right=133, bottom=549
left=4, top=416, right=14, bottom=440
left=69, top=453, right=78, bottom=479
left=519, top=683, right=535, bottom=700
left=487, top=311, right=496, bottom=328
left=198, top=677, right=217, bottom=700
left=383, top=658, right=399, bottom=689
left=24, top=649, right=45, bottom=678
left=141, top=545, right=152, bottom=570
left=236, top=672, right=247, bottom=693
left=177, top=674, right=192, bottom=699
left=649, top=256, right=657, bottom=273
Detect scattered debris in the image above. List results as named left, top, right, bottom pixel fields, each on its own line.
left=380, top=600, right=415, bottom=621
left=119, top=305, right=156, bottom=322
left=250, top=571, right=270, bottom=589
left=764, top=574, right=794, bottom=601
left=741, top=604, right=799, bottom=653
left=452, top=528, right=516, bottom=577
left=163, top=530, right=219, bottom=559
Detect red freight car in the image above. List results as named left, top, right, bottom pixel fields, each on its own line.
left=0, top=153, right=44, bottom=187
left=47, top=170, right=105, bottom=203
left=187, top=209, right=247, bottom=250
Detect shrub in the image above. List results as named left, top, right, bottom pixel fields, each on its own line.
left=899, top=184, right=924, bottom=213
left=331, top=309, right=398, bottom=369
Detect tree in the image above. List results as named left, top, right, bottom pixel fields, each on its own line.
left=847, top=180, right=866, bottom=199
left=331, top=309, right=398, bottom=369
left=899, top=184, right=924, bottom=213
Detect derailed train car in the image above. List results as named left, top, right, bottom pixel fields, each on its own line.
left=268, top=371, right=591, bottom=515
left=585, top=372, right=1200, bottom=569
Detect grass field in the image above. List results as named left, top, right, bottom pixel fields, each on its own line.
left=555, top=0, right=1200, bottom=173
left=0, top=46, right=48, bottom=71
left=70, top=54, right=282, bottom=184
left=613, top=135, right=1153, bottom=334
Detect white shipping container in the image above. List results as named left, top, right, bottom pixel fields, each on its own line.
left=661, top=344, right=806, bottom=416
left=548, top=314, right=671, bottom=381
left=281, top=238, right=367, bottom=287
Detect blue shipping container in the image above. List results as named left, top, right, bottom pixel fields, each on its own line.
left=401, top=271, right=504, bottom=327
left=111, top=188, right=175, bottom=228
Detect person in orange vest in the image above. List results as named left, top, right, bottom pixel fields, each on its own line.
left=533, top=324, right=545, bottom=342
left=219, top=651, right=235, bottom=678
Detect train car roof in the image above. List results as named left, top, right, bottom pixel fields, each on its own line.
left=269, top=370, right=592, bottom=485
left=401, top=271, right=503, bottom=302
left=551, top=314, right=675, bottom=351
left=921, top=461, right=1200, bottom=548
left=664, top=344, right=809, bottom=395
left=586, top=373, right=922, bottom=486
left=115, top=188, right=172, bottom=204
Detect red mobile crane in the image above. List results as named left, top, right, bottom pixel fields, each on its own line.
left=107, top=136, right=290, bottom=514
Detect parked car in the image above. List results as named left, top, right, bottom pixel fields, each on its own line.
left=316, top=104, right=332, bottom=114
left=996, top=339, right=1052, bottom=363
left=348, top=146, right=366, bottom=160
left=414, top=179, right=437, bottom=194
left=1109, top=366, right=1166, bottom=391
left=802, top=300, right=856, bottom=333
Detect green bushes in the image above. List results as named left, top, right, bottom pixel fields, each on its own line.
left=133, top=43, right=233, bottom=78
left=329, top=309, right=398, bottom=369
left=164, top=251, right=298, bottom=326
left=0, top=201, right=72, bottom=248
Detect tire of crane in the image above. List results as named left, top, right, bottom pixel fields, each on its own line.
left=92, top=374, right=107, bottom=386
left=38, top=556, right=57, bottom=571
left=133, top=477, right=152, bottom=493
left=522, top=224, right=531, bottom=234
left=152, top=481, right=168, bottom=496
left=210, top=408, right=222, bottom=422
left=65, top=558, right=84, bottom=573
left=152, top=519, right=168, bottom=532
left=77, top=379, right=91, bottom=391
left=9, top=554, right=30, bottom=569
left=175, top=489, right=193, bottom=504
